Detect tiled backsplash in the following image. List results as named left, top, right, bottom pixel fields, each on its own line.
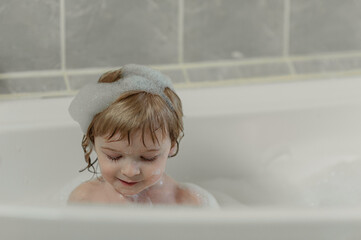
left=1, top=0, right=361, bottom=100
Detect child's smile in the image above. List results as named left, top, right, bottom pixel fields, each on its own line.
left=94, top=129, right=175, bottom=197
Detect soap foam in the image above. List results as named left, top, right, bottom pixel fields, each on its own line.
left=33, top=156, right=361, bottom=208
left=300, top=159, right=361, bottom=207
left=69, top=64, right=175, bottom=133
left=198, top=157, right=361, bottom=208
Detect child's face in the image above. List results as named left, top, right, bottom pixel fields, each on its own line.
left=94, top=129, right=175, bottom=196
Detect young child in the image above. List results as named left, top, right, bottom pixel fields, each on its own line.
left=67, top=64, right=218, bottom=207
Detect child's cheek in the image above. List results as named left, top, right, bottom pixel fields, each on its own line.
left=152, top=168, right=162, bottom=176
left=99, top=159, right=115, bottom=178
left=148, top=158, right=167, bottom=178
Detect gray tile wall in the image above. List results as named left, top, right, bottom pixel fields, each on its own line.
left=0, top=0, right=61, bottom=72
left=1, top=0, right=361, bottom=99
left=290, top=0, right=361, bottom=55
left=66, top=0, right=179, bottom=68
left=184, top=0, right=284, bottom=62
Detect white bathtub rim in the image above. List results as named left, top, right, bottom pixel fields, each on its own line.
left=2, top=204, right=361, bottom=224
left=2, top=76, right=361, bottom=128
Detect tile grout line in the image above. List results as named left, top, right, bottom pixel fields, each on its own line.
left=0, top=70, right=64, bottom=79
left=60, top=0, right=71, bottom=91
left=283, top=0, right=296, bottom=75
left=283, top=0, right=290, bottom=57
left=178, top=0, right=184, bottom=64
left=3, top=52, right=361, bottom=80
left=178, top=0, right=190, bottom=84
left=0, top=90, right=76, bottom=100
left=286, top=60, right=296, bottom=75
left=174, top=70, right=361, bottom=89
left=3, top=70, right=361, bottom=100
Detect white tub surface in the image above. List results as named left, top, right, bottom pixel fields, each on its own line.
left=2, top=77, right=361, bottom=239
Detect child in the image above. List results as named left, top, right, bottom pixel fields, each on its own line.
left=68, top=64, right=218, bottom=207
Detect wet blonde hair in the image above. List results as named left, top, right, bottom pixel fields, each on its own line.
left=80, top=69, right=184, bottom=173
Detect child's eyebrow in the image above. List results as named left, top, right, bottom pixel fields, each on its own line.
left=101, top=146, right=121, bottom=152
left=142, top=148, right=160, bottom=152
left=101, top=146, right=160, bottom=152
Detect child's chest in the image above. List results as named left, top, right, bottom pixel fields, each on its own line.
left=97, top=185, right=181, bottom=205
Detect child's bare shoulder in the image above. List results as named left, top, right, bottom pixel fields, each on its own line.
left=176, top=184, right=203, bottom=206
left=68, top=180, right=102, bottom=203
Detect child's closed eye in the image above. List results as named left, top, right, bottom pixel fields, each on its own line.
left=141, top=155, right=158, bottom=161
left=106, top=155, right=122, bottom=161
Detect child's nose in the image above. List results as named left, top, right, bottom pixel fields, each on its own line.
left=121, top=159, right=140, bottom=177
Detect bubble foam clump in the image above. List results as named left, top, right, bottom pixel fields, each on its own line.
left=69, top=64, right=175, bottom=133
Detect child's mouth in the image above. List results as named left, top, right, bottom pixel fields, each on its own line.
left=118, top=178, right=138, bottom=186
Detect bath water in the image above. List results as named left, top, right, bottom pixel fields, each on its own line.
left=199, top=157, right=361, bottom=208
left=15, top=157, right=361, bottom=208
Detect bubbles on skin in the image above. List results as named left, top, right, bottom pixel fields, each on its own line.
left=149, top=169, right=164, bottom=187
left=120, top=169, right=164, bottom=205
left=126, top=194, right=140, bottom=202
left=157, top=178, right=164, bottom=186
left=153, top=172, right=165, bottom=187
left=152, top=169, right=161, bottom=176
left=125, top=190, right=153, bottom=206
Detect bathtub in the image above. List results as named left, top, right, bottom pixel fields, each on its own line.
left=1, top=77, right=361, bottom=239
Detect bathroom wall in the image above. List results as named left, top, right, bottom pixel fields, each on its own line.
left=1, top=0, right=361, bottom=100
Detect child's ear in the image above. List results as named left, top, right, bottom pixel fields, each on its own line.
left=168, top=142, right=177, bottom=157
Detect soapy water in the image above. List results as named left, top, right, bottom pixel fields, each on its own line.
left=301, top=159, right=361, bottom=207
left=199, top=157, right=361, bottom=208
left=125, top=191, right=153, bottom=206
left=39, top=173, right=217, bottom=207
left=17, top=157, right=361, bottom=208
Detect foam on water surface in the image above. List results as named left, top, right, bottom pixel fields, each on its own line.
left=301, top=158, right=361, bottom=207
left=199, top=157, right=361, bottom=208
left=19, top=156, right=361, bottom=208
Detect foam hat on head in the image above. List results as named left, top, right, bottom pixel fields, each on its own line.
left=68, top=64, right=175, bottom=133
